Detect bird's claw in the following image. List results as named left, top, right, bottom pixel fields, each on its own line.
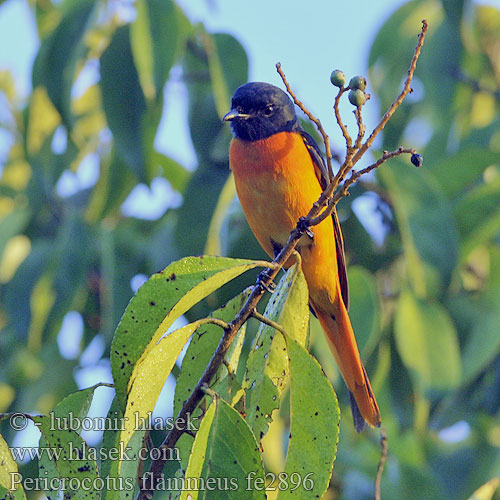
left=257, top=269, right=276, bottom=293
left=297, top=217, right=315, bottom=239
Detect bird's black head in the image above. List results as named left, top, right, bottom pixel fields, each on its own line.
left=223, top=82, right=299, bottom=141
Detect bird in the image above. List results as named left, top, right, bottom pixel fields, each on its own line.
left=223, top=82, right=381, bottom=431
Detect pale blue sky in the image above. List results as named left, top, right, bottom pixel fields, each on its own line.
left=0, top=0, right=413, bottom=169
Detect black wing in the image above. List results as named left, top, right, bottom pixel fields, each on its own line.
left=297, top=128, right=350, bottom=310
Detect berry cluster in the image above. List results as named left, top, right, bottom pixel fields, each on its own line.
left=330, top=70, right=368, bottom=107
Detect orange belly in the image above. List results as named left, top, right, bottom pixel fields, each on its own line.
left=229, top=132, right=340, bottom=307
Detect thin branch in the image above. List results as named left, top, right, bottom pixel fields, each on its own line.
left=375, top=429, right=388, bottom=500
left=201, top=384, right=219, bottom=400
left=351, top=19, right=428, bottom=167
left=308, top=147, right=416, bottom=227
left=353, top=106, right=366, bottom=151
left=200, top=317, right=230, bottom=331
left=334, top=87, right=352, bottom=150
left=251, top=309, right=289, bottom=337
left=336, top=147, right=416, bottom=202
left=276, top=62, right=334, bottom=181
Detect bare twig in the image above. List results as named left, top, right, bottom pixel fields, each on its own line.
left=251, top=309, right=289, bottom=337
left=375, top=429, right=388, bottom=500
left=201, top=317, right=230, bottom=331
left=276, top=62, right=334, bottom=180
left=336, top=147, right=416, bottom=202
left=309, top=147, right=417, bottom=227
left=354, top=106, right=366, bottom=151
left=334, top=87, right=352, bottom=150
left=351, top=19, right=428, bottom=167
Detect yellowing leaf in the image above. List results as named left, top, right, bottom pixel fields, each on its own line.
left=467, top=477, right=500, bottom=500
left=181, top=399, right=266, bottom=500
left=27, top=87, right=60, bottom=155
left=0, top=383, right=15, bottom=412
left=72, top=83, right=102, bottom=115
left=0, top=235, right=31, bottom=283
left=120, top=320, right=202, bottom=453
left=204, top=173, right=236, bottom=255
left=131, top=0, right=156, bottom=101
left=0, top=433, right=20, bottom=493
left=0, top=160, right=32, bottom=191
left=470, top=92, right=496, bottom=128
left=28, top=274, right=56, bottom=352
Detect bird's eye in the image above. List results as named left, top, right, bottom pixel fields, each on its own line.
left=263, top=104, right=274, bottom=116
left=236, top=106, right=244, bottom=114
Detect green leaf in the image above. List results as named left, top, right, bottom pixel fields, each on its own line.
left=174, top=289, right=251, bottom=419
left=175, top=167, right=230, bottom=256
left=244, top=264, right=309, bottom=441
left=100, top=397, right=122, bottom=500
left=119, top=319, right=203, bottom=451
left=180, top=399, right=265, bottom=500
left=86, top=149, right=137, bottom=222
left=153, top=151, right=191, bottom=193
left=111, top=256, right=271, bottom=408
left=378, top=161, right=459, bottom=293
left=347, top=266, right=382, bottom=357
left=32, top=425, right=98, bottom=499
left=278, top=336, right=339, bottom=500
left=32, top=0, right=96, bottom=128
left=461, top=286, right=500, bottom=384
left=184, top=31, right=247, bottom=162
left=454, top=180, right=500, bottom=260
left=431, top=148, right=499, bottom=198
left=394, top=290, right=461, bottom=391
left=37, top=385, right=106, bottom=500
left=3, top=241, right=52, bottom=336
left=46, top=212, right=92, bottom=337
left=204, top=33, right=230, bottom=119
left=100, top=397, right=160, bottom=500
left=100, top=25, right=148, bottom=181
left=117, top=430, right=146, bottom=500
left=131, top=0, right=183, bottom=101
left=0, top=484, right=26, bottom=500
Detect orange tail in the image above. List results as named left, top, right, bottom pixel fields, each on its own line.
left=311, top=297, right=381, bottom=431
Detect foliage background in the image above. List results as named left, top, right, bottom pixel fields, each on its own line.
left=0, top=0, right=500, bottom=498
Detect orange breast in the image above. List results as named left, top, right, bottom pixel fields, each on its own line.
left=229, top=132, right=340, bottom=306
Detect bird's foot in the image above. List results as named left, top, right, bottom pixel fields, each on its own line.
left=297, top=217, right=315, bottom=239
left=256, top=269, right=276, bottom=293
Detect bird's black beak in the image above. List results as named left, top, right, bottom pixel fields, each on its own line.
left=222, top=109, right=250, bottom=122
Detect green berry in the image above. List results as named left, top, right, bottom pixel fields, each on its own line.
left=330, top=69, right=346, bottom=87
left=349, top=75, right=367, bottom=91
left=348, top=89, right=366, bottom=107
